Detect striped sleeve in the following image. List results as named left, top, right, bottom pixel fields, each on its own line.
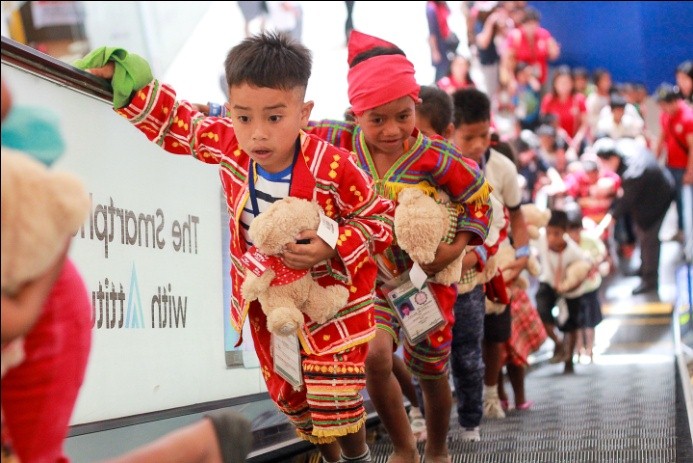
left=116, top=80, right=238, bottom=165
left=429, top=140, right=492, bottom=246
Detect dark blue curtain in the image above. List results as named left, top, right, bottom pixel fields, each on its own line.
left=530, top=1, right=693, bottom=92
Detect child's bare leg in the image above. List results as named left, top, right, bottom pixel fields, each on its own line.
left=419, top=376, right=452, bottom=462
left=563, top=330, right=577, bottom=373
left=575, top=328, right=585, bottom=359
left=316, top=441, right=342, bottom=463
left=393, top=354, right=419, bottom=408
left=365, top=331, right=418, bottom=463
left=506, top=363, right=527, bottom=406
left=585, top=327, right=595, bottom=362
left=497, top=369, right=508, bottom=403
left=336, top=425, right=370, bottom=460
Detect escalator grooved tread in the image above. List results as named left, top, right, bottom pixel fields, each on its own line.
left=368, top=360, right=678, bottom=462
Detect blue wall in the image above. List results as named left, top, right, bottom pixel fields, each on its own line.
left=530, top=1, right=693, bottom=92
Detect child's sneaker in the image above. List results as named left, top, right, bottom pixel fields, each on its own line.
left=408, top=406, right=427, bottom=441
left=460, top=426, right=480, bottom=442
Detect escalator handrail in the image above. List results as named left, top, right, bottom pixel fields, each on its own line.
left=1, top=36, right=112, bottom=103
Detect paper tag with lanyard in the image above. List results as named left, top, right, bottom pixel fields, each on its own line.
left=272, top=333, right=303, bottom=390
left=384, top=271, right=445, bottom=345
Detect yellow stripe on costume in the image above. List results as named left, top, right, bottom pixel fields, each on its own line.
left=466, top=180, right=493, bottom=207
left=378, top=181, right=438, bottom=202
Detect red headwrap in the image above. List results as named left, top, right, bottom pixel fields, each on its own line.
left=347, top=30, right=420, bottom=115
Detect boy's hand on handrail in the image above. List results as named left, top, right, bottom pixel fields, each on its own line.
left=84, top=62, right=116, bottom=81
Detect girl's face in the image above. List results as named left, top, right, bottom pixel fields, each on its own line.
left=597, top=73, right=612, bottom=93
left=677, top=70, right=692, bottom=97
left=355, top=95, right=417, bottom=157
left=450, top=56, right=470, bottom=79
left=554, top=74, right=574, bottom=97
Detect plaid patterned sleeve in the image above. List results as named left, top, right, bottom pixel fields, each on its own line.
left=427, top=140, right=493, bottom=246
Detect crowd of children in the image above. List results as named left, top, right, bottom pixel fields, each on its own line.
left=2, top=2, right=691, bottom=461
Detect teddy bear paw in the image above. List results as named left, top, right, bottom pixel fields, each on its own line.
left=277, top=322, right=299, bottom=335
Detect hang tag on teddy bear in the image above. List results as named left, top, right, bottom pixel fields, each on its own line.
left=317, top=211, right=339, bottom=249
left=272, top=333, right=303, bottom=390
left=240, top=246, right=269, bottom=277
left=409, top=263, right=428, bottom=290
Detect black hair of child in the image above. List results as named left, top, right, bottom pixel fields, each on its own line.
left=451, top=87, right=490, bottom=127
left=224, top=31, right=312, bottom=92
left=564, top=202, right=584, bottom=229
left=548, top=209, right=569, bottom=230
left=349, top=46, right=405, bottom=68
left=417, top=85, right=453, bottom=136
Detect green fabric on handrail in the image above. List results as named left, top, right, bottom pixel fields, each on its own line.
left=73, top=47, right=153, bottom=109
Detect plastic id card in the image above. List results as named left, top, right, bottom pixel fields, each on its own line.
left=272, top=333, right=303, bottom=390
left=385, top=276, right=445, bottom=345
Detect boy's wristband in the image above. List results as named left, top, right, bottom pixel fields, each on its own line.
left=208, top=102, right=226, bottom=117
left=515, top=245, right=531, bottom=259
left=473, top=246, right=488, bottom=265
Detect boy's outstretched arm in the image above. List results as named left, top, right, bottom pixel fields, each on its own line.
left=75, top=47, right=232, bottom=165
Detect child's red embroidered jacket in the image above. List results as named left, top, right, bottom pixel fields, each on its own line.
left=116, top=81, right=395, bottom=355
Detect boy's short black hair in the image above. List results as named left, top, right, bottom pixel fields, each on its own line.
left=539, top=113, right=558, bottom=127
left=536, top=123, right=556, bottom=138
left=451, top=88, right=490, bottom=127
left=521, top=6, right=541, bottom=23
left=592, top=68, right=610, bottom=85
left=548, top=209, right=569, bottom=230
left=224, top=32, right=312, bottom=92
left=572, top=67, right=589, bottom=79
left=349, top=46, right=406, bottom=68
left=417, top=85, right=453, bottom=136
left=677, top=60, right=693, bottom=79
left=564, top=202, right=584, bottom=229
left=656, top=82, right=680, bottom=103
left=491, top=134, right=516, bottom=163
left=593, top=137, right=622, bottom=160
left=581, top=159, right=599, bottom=172
left=514, top=61, right=529, bottom=77
left=609, top=92, right=627, bottom=109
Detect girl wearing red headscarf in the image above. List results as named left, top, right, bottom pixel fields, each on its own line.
left=308, top=31, right=492, bottom=463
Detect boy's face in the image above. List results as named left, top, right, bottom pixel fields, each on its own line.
left=226, top=83, right=313, bottom=173
left=415, top=113, right=438, bottom=139
left=659, top=100, right=679, bottom=115
left=354, top=95, right=417, bottom=157
left=546, top=225, right=567, bottom=252
left=567, top=226, right=581, bottom=243
left=612, top=107, right=625, bottom=124
left=451, top=120, right=490, bottom=164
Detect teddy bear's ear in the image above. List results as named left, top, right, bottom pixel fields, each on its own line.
left=397, top=187, right=422, bottom=205
left=247, top=204, right=274, bottom=246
